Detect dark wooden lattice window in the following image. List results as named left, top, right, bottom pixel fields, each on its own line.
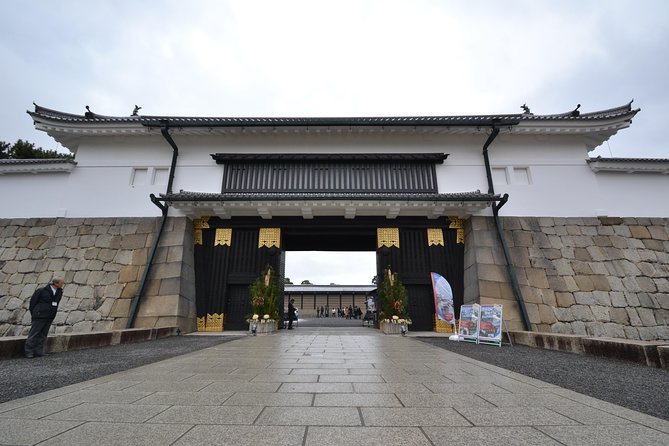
left=214, top=153, right=446, bottom=194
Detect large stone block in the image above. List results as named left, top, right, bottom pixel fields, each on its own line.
left=554, top=307, right=575, bottom=322
left=590, top=305, right=611, bottom=322
left=136, top=294, right=180, bottom=317
left=629, top=225, right=651, bottom=239
left=659, top=346, right=669, bottom=369
left=538, top=304, right=557, bottom=324
left=636, top=276, right=658, bottom=293
left=118, top=265, right=140, bottom=283
left=148, top=261, right=183, bottom=280
left=637, top=307, right=657, bottom=326
left=573, top=292, right=595, bottom=305
left=478, top=280, right=501, bottom=299
left=526, top=268, right=549, bottom=289
left=642, top=239, right=665, bottom=251
left=508, top=330, right=584, bottom=354
left=590, top=275, right=612, bottom=292
left=555, top=292, right=575, bottom=307
left=626, top=307, right=642, bottom=326
left=574, top=275, right=595, bottom=292
left=477, top=264, right=507, bottom=283
left=648, top=225, right=669, bottom=240
left=110, top=298, right=131, bottom=318
left=582, top=337, right=667, bottom=367
left=571, top=305, right=594, bottom=322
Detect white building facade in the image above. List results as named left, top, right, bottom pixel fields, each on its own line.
left=0, top=102, right=667, bottom=339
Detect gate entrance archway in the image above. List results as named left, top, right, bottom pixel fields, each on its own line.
left=193, top=216, right=464, bottom=331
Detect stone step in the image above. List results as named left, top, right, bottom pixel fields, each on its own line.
left=508, top=330, right=669, bottom=368
left=0, top=326, right=180, bottom=359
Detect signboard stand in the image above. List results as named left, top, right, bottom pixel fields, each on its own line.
left=457, top=304, right=480, bottom=344
left=477, top=304, right=504, bottom=347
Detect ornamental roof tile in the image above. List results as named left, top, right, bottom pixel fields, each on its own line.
left=28, top=102, right=639, bottom=128
left=0, top=158, right=75, bottom=165
left=162, top=190, right=497, bottom=202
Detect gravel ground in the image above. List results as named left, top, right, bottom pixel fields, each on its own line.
left=0, top=335, right=241, bottom=404
left=417, top=337, right=669, bottom=421
left=2, top=333, right=667, bottom=422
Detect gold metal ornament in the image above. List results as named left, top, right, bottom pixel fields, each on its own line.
left=427, top=228, right=444, bottom=246
left=448, top=217, right=465, bottom=244
left=193, top=216, right=210, bottom=246
left=205, top=313, right=224, bottom=331
left=193, top=217, right=210, bottom=229
left=194, top=230, right=203, bottom=246
left=377, top=228, right=400, bottom=248
left=258, top=228, right=281, bottom=248
left=214, top=228, right=232, bottom=246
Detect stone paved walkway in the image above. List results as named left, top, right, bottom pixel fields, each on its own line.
left=1, top=328, right=668, bottom=445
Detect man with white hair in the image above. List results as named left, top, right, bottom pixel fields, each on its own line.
left=24, top=277, right=65, bottom=358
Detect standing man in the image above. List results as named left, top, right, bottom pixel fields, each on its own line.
left=24, top=277, right=64, bottom=358
left=287, top=298, right=296, bottom=330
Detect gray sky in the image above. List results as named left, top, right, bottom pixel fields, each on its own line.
left=2, top=1, right=668, bottom=284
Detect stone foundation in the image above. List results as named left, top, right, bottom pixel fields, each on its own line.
left=0, top=217, right=196, bottom=336
left=466, top=216, right=669, bottom=341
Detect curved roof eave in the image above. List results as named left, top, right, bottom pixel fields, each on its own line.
left=27, top=102, right=639, bottom=150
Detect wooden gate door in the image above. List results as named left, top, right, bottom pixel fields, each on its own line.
left=377, top=222, right=463, bottom=331
left=194, top=221, right=282, bottom=331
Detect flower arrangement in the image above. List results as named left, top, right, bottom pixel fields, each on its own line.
left=378, top=268, right=410, bottom=322
left=247, top=265, right=279, bottom=322
left=378, top=268, right=411, bottom=334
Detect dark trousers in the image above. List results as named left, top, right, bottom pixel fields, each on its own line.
left=24, top=318, right=53, bottom=356
left=288, top=315, right=294, bottom=328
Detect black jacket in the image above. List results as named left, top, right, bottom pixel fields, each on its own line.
left=29, top=285, right=62, bottom=320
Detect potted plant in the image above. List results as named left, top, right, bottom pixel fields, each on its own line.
left=247, top=265, right=279, bottom=335
left=378, top=268, right=411, bottom=335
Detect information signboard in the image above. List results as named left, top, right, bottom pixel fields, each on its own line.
left=458, top=304, right=480, bottom=344
left=478, top=304, right=503, bottom=347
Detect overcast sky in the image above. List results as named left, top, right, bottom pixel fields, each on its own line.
left=2, top=1, right=668, bottom=284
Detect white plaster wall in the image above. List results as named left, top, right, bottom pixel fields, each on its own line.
left=591, top=171, right=669, bottom=217
left=2, top=129, right=667, bottom=219
left=3, top=173, right=71, bottom=218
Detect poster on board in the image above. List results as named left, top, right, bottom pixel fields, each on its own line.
left=458, top=304, right=480, bottom=343
left=478, top=304, right=503, bottom=346
left=431, top=272, right=456, bottom=326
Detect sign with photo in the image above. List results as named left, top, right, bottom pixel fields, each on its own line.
left=431, top=272, right=455, bottom=325
left=458, top=304, right=480, bottom=343
left=478, top=304, right=503, bottom=346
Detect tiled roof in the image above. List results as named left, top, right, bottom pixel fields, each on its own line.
left=0, top=158, right=74, bottom=165
left=587, top=156, right=669, bottom=163
left=28, top=102, right=639, bottom=128
left=162, top=191, right=497, bottom=202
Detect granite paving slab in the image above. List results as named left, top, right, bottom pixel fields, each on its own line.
left=41, top=422, right=193, bottom=446
left=0, top=418, right=83, bottom=445
left=423, top=426, right=563, bottom=446
left=172, top=425, right=306, bottom=446
left=536, top=424, right=669, bottom=446
left=1, top=330, right=667, bottom=445
left=256, top=406, right=361, bottom=426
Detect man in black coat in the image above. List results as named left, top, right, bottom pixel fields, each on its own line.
left=24, top=277, right=64, bottom=358
left=287, top=298, right=296, bottom=330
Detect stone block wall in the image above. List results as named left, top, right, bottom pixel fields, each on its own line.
left=0, top=217, right=196, bottom=336
left=466, top=216, right=669, bottom=341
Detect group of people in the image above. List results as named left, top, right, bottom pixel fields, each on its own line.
left=315, top=305, right=363, bottom=319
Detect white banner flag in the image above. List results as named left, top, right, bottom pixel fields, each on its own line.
left=431, top=272, right=455, bottom=325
